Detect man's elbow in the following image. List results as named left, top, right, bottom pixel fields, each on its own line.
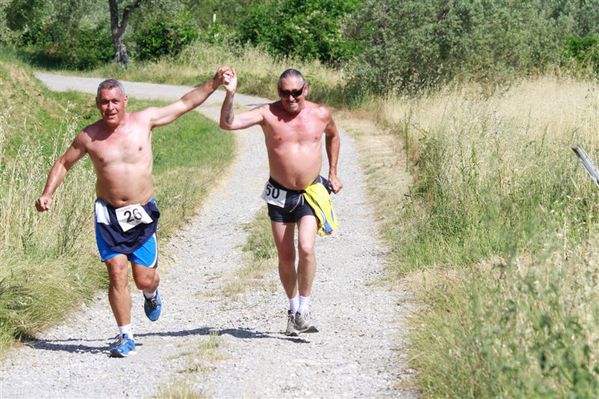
left=219, top=120, right=234, bottom=130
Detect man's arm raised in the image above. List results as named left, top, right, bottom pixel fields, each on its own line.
left=219, top=68, right=264, bottom=131
left=147, top=66, right=229, bottom=128
left=36, top=134, right=88, bottom=212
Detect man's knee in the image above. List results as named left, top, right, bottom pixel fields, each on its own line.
left=106, top=258, right=129, bottom=287
left=133, top=267, right=158, bottom=291
left=277, top=246, right=295, bottom=264
left=298, top=240, right=316, bottom=258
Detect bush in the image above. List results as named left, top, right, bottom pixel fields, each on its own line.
left=344, top=0, right=594, bottom=98
left=133, top=11, right=198, bottom=62
left=236, top=0, right=359, bottom=65
left=563, top=34, right=599, bottom=74
left=23, top=21, right=113, bottom=70
left=64, top=25, right=114, bottom=70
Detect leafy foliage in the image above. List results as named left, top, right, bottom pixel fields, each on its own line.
left=28, top=22, right=114, bottom=70
left=236, top=0, right=359, bottom=65
left=345, top=0, right=599, bottom=97
left=563, top=34, right=599, bottom=74
left=4, top=0, right=113, bottom=69
left=179, top=0, right=261, bottom=30
left=133, top=11, right=198, bottom=62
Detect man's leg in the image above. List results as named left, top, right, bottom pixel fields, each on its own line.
left=105, top=254, right=132, bottom=327
left=105, top=255, right=138, bottom=357
left=271, top=221, right=301, bottom=335
left=292, top=215, right=319, bottom=333
left=132, top=262, right=161, bottom=321
left=129, top=232, right=161, bottom=321
left=131, top=262, right=160, bottom=293
left=297, top=215, right=318, bottom=297
left=271, top=221, right=297, bottom=298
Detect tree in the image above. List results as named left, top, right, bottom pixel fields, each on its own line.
left=344, top=0, right=589, bottom=97
left=108, top=0, right=145, bottom=68
left=236, top=0, right=360, bottom=65
left=133, top=11, right=198, bottom=62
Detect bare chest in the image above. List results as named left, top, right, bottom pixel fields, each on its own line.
left=265, top=117, right=325, bottom=145
left=87, top=129, right=151, bottom=167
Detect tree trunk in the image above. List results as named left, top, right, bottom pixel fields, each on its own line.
left=108, top=0, right=144, bottom=68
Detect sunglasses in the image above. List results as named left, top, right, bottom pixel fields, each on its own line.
left=278, top=84, right=305, bottom=98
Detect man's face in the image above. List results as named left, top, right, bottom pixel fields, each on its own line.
left=96, top=87, right=128, bottom=127
left=278, top=77, right=306, bottom=114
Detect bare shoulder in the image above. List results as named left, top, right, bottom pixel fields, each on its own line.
left=130, top=107, right=154, bottom=123
left=259, top=102, right=280, bottom=119
left=309, top=101, right=333, bottom=121
left=66, top=120, right=100, bottom=154
left=255, top=103, right=272, bottom=114
left=78, top=120, right=104, bottom=143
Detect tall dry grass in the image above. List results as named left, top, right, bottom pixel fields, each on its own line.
left=362, top=77, right=599, bottom=396
left=366, top=77, right=599, bottom=270
left=0, top=105, right=102, bottom=350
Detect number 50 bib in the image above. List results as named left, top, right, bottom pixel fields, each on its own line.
left=261, top=181, right=287, bottom=208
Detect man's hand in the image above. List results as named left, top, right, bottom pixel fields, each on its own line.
left=35, top=195, right=52, bottom=212
left=328, top=175, right=343, bottom=194
left=212, top=66, right=231, bottom=89
left=222, top=68, right=237, bottom=94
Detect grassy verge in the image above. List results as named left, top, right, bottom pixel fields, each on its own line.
left=361, top=77, right=599, bottom=397
left=221, top=208, right=277, bottom=299
left=0, top=61, right=234, bottom=352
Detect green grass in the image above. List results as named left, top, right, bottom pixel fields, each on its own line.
left=0, top=61, right=234, bottom=352
left=411, top=236, right=599, bottom=398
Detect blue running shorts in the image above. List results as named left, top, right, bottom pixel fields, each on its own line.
left=95, top=226, right=158, bottom=268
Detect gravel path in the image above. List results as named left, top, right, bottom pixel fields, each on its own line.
left=0, top=73, right=417, bottom=398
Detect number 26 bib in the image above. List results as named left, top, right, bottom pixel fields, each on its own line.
left=115, top=204, right=153, bottom=232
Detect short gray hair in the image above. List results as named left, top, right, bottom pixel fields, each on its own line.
left=278, top=69, right=306, bottom=88
left=96, top=79, right=126, bottom=99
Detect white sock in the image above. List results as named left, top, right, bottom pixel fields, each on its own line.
left=118, top=324, right=133, bottom=339
left=298, top=296, right=310, bottom=315
left=289, top=295, right=299, bottom=314
left=143, top=289, right=157, bottom=299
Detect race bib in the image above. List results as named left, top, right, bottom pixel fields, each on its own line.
left=115, top=204, right=153, bottom=232
left=261, top=182, right=287, bottom=208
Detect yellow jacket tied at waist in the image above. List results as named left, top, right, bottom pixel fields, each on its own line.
left=303, top=182, right=338, bottom=236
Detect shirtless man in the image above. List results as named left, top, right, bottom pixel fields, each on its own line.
left=219, top=68, right=342, bottom=335
left=35, top=67, right=229, bottom=357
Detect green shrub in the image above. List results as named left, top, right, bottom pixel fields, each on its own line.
left=344, top=0, right=593, bottom=97
left=236, top=0, right=359, bottom=65
left=22, top=21, right=113, bottom=70
left=133, top=11, right=198, bottom=62
left=64, top=25, right=114, bottom=70
left=563, top=34, right=599, bottom=74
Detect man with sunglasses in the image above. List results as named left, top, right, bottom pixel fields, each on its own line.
left=220, top=68, right=342, bottom=335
